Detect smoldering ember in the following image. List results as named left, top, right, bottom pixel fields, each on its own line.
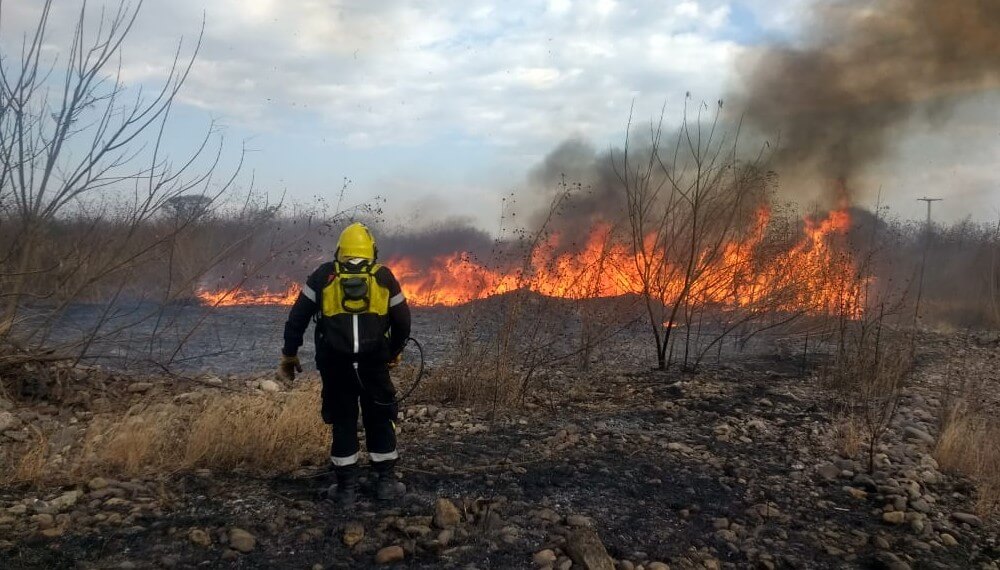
left=1, top=1, right=999, bottom=570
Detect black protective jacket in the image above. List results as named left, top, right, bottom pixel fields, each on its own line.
left=282, top=261, right=411, bottom=362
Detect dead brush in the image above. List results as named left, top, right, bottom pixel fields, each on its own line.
left=824, top=298, right=913, bottom=474
left=2, top=427, right=50, bottom=486
left=0, top=386, right=330, bottom=486
left=833, top=416, right=862, bottom=458
left=181, top=391, right=328, bottom=470
left=418, top=309, right=515, bottom=406
left=935, top=377, right=1000, bottom=516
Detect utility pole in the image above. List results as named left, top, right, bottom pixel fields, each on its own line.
left=914, top=197, right=942, bottom=325
left=917, top=197, right=942, bottom=230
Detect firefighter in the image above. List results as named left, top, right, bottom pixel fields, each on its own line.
left=277, top=222, right=411, bottom=507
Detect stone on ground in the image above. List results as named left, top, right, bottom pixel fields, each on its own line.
left=951, top=512, right=983, bottom=527
left=188, top=528, right=211, bottom=547
left=228, top=528, right=256, bottom=553
left=0, top=411, right=19, bottom=432
left=87, top=477, right=109, bottom=491
left=566, top=528, right=615, bottom=570
left=343, top=521, right=365, bottom=547
left=375, top=545, right=405, bottom=564
left=433, top=498, right=461, bottom=529
left=882, top=511, right=906, bottom=525
left=533, top=549, right=557, bottom=565
left=259, top=379, right=281, bottom=392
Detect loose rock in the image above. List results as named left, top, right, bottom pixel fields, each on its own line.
left=0, top=411, right=19, bottom=432
left=533, top=549, right=558, bottom=566
left=433, top=498, right=461, bottom=529
left=565, top=528, right=615, bottom=570
left=375, top=545, right=405, bottom=564
left=188, top=528, right=211, bottom=547
left=816, top=463, right=841, bottom=481
left=228, top=528, right=256, bottom=553
left=566, top=514, right=594, bottom=528
left=343, top=521, right=365, bottom=548
left=874, top=552, right=912, bottom=570
left=951, top=512, right=983, bottom=527
left=882, top=512, right=906, bottom=525
left=87, top=477, right=109, bottom=491
left=903, top=426, right=935, bottom=445
left=50, top=491, right=81, bottom=510
left=31, top=513, right=54, bottom=529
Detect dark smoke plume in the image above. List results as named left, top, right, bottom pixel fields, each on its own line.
left=526, top=139, right=624, bottom=237
left=380, top=222, right=495, bottom=266
left=734, top=0, right=1000, bottom=202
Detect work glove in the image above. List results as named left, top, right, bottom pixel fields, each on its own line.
left=276, top=355, right=302, bottom=382
left=388, top=353, right=403, bottom=369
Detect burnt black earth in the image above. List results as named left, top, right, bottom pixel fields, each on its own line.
left=1, top=313, right=998, bottom=569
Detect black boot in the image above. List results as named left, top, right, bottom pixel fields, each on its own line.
left=374, top=461, right=399, bottom=501
left=329, top=464, right=359, bottom=508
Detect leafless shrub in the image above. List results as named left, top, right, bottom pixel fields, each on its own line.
left=615, top=103, right=756, bottom=370
left=828, top=317, right=913, bottom=474
left=823, top=254, right=915, bottom=474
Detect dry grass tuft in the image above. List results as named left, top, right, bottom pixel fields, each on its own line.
left=833, top=417, right=862, bottom=459
left=181, top=391, right=328, bottom=471
left=935, top=407, right=1000, bottom=516
left=97, top=407, right=180, bottom=475
left=1, top=386, right=330, bottom=486
left=4, top=428, right=50, bottom=485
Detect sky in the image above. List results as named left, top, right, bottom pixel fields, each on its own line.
left=4, top=0, right=998, bottom=230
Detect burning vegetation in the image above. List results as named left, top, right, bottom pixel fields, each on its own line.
left=196, top=206, right=861, bottom=316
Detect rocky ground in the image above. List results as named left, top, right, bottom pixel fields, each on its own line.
left=1, top=331, right=998, bottom=569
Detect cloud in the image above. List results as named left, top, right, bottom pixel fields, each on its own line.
left=4, top=0, right=745, bottom=146
left=5, top=0, right=995, bottom=224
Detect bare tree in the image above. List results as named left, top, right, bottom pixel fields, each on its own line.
left=615, top=100, right=772, bottom=370
left=0, top=0, right=242, bottom=369
left=614, top=104, right=687, bottom=370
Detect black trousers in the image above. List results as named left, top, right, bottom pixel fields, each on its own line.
left=317, top=356, right=398, bottom=468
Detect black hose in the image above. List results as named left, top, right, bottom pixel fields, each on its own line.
left=393, top=337, right=425, bottom=404
left=354, top=336, right=426, bottom=407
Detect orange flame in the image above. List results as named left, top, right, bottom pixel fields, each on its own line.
left=196, top=284, right=301, bottom=307
left=195, top=208, right=863, bottom=316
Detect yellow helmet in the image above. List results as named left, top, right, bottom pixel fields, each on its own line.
left=337, top=222, right=377, bottom=261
